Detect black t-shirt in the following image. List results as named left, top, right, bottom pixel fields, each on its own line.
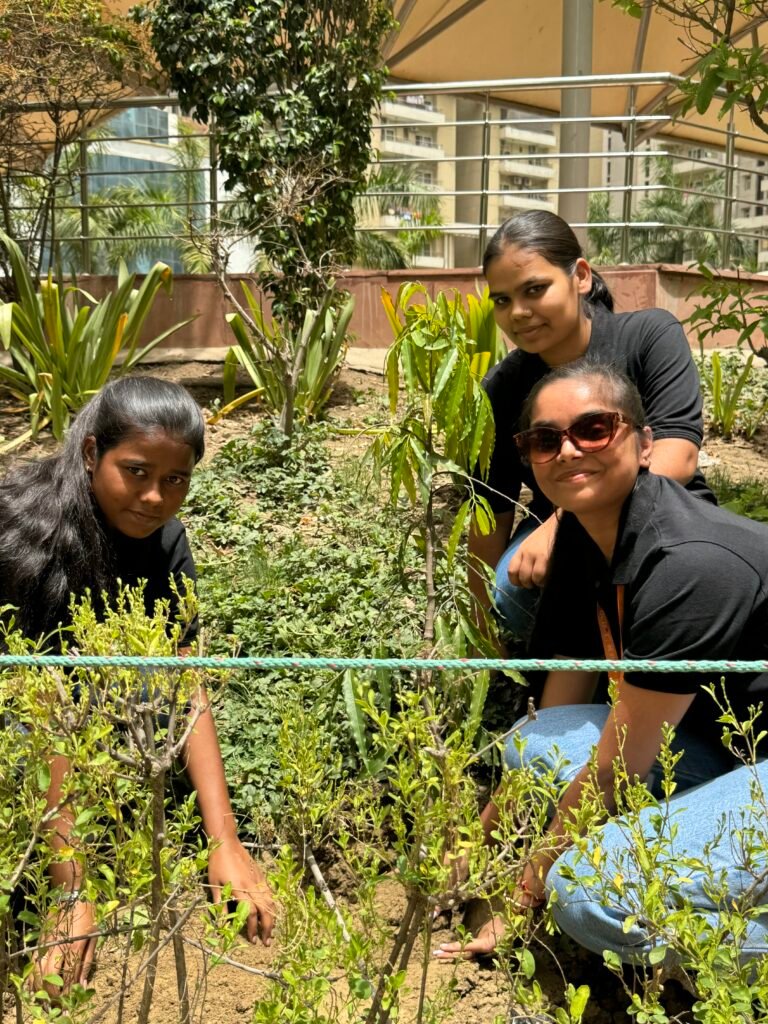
left=108, top=518, right=199, bottom=644
left=532, top=471, right=768, bottom=750
left=477, top=304, right=714, bottom=517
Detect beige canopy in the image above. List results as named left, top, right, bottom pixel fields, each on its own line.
left=384, top=0, right=768, bottom=156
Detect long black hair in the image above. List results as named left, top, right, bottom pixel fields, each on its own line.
left=0, top=376, right=205, bottom=639
left=483, top=210, right=614, bottom=312
left=519, top=361, right=647, bottom=432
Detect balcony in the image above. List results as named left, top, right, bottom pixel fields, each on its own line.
left=377, top=135, right=444, bottom=160
left=380, top=99, right=445, bottom=124
left=734, top=212, right=768, bottom=230
left=500, top=158, right=556, bottom=180
left=671, top=158, right=722, bottom=178
left=501, top=124, right=556, bottom=148
left=499, top=193, right=556, bottom=214
left=412, top=253, right=446, bottom=268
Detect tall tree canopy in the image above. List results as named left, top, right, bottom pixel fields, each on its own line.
left=138, top=0, right=395, bottom=323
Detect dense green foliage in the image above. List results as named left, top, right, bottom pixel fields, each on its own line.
left=184, top=422, right=425, bottom=820
left=708, top=465, right=768, bottom=520
left=0, top=586, right=246, bottom=1022
left=0, top=230, right=192, bottom=446
left=137, top=0, right=395, bottom=325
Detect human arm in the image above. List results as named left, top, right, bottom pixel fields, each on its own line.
left=182, top=684, right=275, bottom=945
left=37, top=755, right=97, bottom=995
left=506, top=512, right=558, bottom=588
left=648, top=437, right=698, bottom=485
left=632, top=309, right=705, bottom=484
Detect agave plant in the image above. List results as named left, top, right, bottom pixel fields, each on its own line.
left=223, top=284, right=355, bottom=436
left=0, top=229, right=193, bottom=446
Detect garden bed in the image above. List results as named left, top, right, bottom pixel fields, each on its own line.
left=2, top=362, right=768, bottom=1024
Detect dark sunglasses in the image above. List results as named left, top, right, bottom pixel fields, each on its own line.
left=514, top=411, right=632, bottom=465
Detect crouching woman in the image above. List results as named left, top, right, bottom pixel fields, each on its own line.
left=439, top=361, right=768, bottom=965
left=0, top=377, right=275, bottom=990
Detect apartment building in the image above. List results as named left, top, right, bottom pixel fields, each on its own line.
left=595, top=126, right=768, bottom=267
left=371, top=92, right=560, bottom=268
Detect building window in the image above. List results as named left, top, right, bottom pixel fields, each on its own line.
left=87, top=154, right=174, bottom=193
left=106, top=107, right=170, bottom=143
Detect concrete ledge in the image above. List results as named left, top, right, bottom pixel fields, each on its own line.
left=16, top=265, right=760, bottom=355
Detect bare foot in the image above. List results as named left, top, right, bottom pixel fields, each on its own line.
left=433, top=913, right=506, bottom=960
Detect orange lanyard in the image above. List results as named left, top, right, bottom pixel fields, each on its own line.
left=597, top=584, right=625, bottom=687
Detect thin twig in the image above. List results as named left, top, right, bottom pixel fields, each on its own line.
left=85, top=897, right=203, bottom=1024
left=304, top=845, right=351, bottom=943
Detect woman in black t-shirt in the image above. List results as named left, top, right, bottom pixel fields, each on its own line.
left=0, top=377, right=274, bottom=989
left=471, top=211, right=711, bottom=647
left=438, top=362, right=768, bottom=963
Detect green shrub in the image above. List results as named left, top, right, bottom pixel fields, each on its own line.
left=698, top=349, right=768, bottom=439
left=223, top=285, right=354, bottom=436
left=0, top=229, right=193, bottom=447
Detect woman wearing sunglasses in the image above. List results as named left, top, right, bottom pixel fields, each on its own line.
left=471, top=210, right=713, bottom=647
left=437, top=363, right=768, bottom=962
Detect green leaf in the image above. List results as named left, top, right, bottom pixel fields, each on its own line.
left=647, top=945, right=668, bottom=965
left=37, top=762, right=51, bottom=793
left=342, top=670, right=372, bottom=769
left=603, top=949, right=622, bottom=970
left=569, top=984, right=590, bottom=1019
left=519, top=947, right=535, bottom=979
left=446, top=499, right=469, bottom=568
left=696, top=68, right=722, bottom=115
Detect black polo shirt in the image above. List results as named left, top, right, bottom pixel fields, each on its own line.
left=477, top=304, right=714, bottom=517
left=532, top=471, right=768, bottom=750
left=108, top=517, right=199, bottom=644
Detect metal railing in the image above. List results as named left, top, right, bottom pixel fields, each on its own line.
left=4, top=73, right=768, bottom=274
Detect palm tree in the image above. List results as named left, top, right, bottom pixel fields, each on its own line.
left=51, top=122, right=211, bottom=274
left=588, top=158, right=751, bottom=268
left=353, top=162, right=444, bottom=269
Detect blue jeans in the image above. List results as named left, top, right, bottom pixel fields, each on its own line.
left=494, top=516, right=540, bottom=643
left=505, top=705, right=768, bottom=964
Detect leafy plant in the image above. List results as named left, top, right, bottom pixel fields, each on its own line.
left=687, top=265, right=768, bottom=365
left=222, top=284, right=354, bottom=435
left=368, top=283, right=500, bottom=650
left=609, top=2, right=768, bottom=139
left=0, top=229, right=193, bottom=446
left=0, top=0, right=148, bottom=298
left=697, top=349, right=768, bottom=438
left=707, top=466, right=768, bottom=521
left=0, top=584, right=248, bottom=1023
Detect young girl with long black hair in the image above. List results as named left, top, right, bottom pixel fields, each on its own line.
left=0, top=376, right=274, bottom=988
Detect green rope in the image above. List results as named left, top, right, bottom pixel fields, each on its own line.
left=0, top=655, right=766, bottom=673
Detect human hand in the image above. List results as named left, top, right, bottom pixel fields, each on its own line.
left=507, top=517, right=557, bottom=589
left=34, top=898, right=97, bottom=998
left=208, top=837, right=276, bottom=945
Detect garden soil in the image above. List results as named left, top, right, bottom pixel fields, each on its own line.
left=1, top=363, right=766, bottom=1022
